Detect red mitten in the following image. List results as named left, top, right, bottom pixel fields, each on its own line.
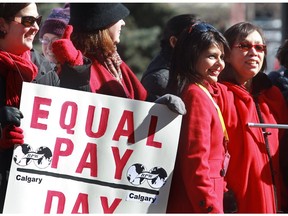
left=52, top=25, right=83, bottom=66
left=0, top=126, right=24, bottom=149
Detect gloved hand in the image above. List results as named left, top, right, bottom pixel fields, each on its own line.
left=0, top=106, right=23, bottom=128
left=223, top=190, right=238, bottom=213
left=154, top=94, right=186, bottom=115
left=52, top=25, right=83, bottom=66
left=0, top=126, right=24, bottom=149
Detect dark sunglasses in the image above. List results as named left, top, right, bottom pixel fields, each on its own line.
left=188, top=22, right=217, bottom=34
left=13, top=15, right=42, bottom=27
left=234, top=42, right=266, bottom=53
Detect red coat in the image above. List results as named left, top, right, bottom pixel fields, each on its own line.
left=167, top=82, right=228, bottom=213
left=88, top=56, right=147, bottom=100
left=219, top=76, right=288, bottom=213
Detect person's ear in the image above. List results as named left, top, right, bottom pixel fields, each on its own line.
left=169, top=36, right=177, bottom=48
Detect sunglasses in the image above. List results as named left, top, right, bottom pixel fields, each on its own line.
left=13, top=15, right=42, bottom=28
left=234, top=42, right=266, bottom=53
left=188, top=22, right=217, bottom=34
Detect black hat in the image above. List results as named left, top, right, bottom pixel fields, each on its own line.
left=70, top=3, right=130, bottom=32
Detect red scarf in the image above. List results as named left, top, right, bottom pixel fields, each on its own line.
left=0, top=50, right=38, bottom=107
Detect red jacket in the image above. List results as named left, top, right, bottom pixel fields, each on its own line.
left=88, top=56, right=147, bottom=100
left=219, top=74, right=288, bottom=213
left=167, top=82, right=228, bottom=213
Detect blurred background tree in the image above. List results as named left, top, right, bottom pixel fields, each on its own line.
left=37, top=3, right=63, bottom=20
left=119, top=3, right=178, bottom=78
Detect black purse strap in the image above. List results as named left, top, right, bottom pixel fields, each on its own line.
left=253, top=95, right=279, bottom=212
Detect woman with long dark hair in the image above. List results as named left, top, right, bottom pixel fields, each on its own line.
left=166, top=21, right=231, bottom=213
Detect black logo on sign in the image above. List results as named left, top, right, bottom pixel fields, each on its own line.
left=13, top=144, right=53, bottom=169
left=126, top=163, right=167, bottom=189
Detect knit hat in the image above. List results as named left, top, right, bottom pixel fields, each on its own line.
left=70, top=3, right=130, bottom=32
left=39, top=5, right=70, bottom=38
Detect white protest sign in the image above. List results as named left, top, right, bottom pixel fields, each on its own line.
left=3, top=82, right=182, bottom=213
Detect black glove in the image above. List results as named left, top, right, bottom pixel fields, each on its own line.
left=154, top=94, right=187, bottom=115
left=0, top=106, right=23, bottom=128
left=223, top=190, right=238, bottom=213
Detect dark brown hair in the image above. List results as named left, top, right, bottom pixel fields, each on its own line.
left=0, top=3, right=30, bottom=38
left=276, top=39, right=288, bottom=69
left=161, top=14, right=197, bottom=50
left=0, top=3, right=29, bottom=19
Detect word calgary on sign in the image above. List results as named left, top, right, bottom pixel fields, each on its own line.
left=3, top=82, right=182, bottom=214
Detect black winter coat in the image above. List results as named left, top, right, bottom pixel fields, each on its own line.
left=141, top=50, right=170, bottom=102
